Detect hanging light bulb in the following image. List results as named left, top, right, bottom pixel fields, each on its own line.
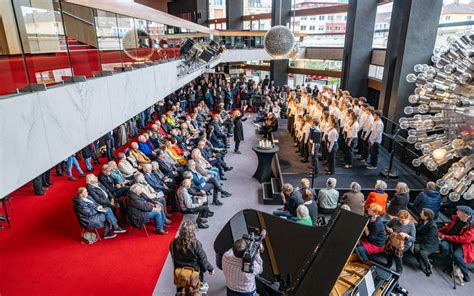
left=402, top=29, right=474, bottom=198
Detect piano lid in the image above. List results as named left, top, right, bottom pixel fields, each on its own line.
left=214, top=209, right=368, bottom=296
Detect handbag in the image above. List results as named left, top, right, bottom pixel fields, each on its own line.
left=385, top=231, right=405, bottom=257
left=171, top=240, right=201, bottom=289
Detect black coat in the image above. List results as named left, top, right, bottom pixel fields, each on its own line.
left=284, top=190, right=304, bottom=217
left=233, top=114, right=247, bottom=142
left=86, top=183, right=113, bottom=207
left=416, top=219, right=439, bottom=252
left=82, top=144, right=94, bottom=158
left=171, top=239, right=214, bottom=272
left=126, top=191, right=153, bottom=228
left=73, top=196, right=105, bottom=229
left=98, top=173, right=117, bottom=196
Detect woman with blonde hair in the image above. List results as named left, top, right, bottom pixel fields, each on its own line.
left=232, top=105, right=248, bottom=154
left=356, top=203, right=386, bottom=262
left=171, top=221, right=214, bottom=294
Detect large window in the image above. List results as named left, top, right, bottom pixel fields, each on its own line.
left=292, top=0, right=348, bottom=10
left=372, top=2, right=392, bottom=48
left=244, top=0, right=272, bottom=16
left=208, top=0, right=226, bottom=19
left=435, top=0, right=474, bottom=47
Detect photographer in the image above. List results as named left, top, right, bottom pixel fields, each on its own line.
left=222, top=239, right=264, bottom=296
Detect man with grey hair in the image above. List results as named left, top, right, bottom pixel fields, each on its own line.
left=187, top=160, right=232, bottom=206
left=117, top=152, right=138, bottom=180
left=273, top=183, right=304, bottom=220
left=85, top=174, right=116, bottom=211
left=318, top=178, right=339, bottom=214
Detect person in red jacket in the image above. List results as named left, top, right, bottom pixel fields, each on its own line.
left=438, top=205, right=473, bottom=282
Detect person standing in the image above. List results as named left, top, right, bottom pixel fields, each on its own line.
left=67, top=154, right=85, bottom=181
left=170, top=221, right=215, bottom=294
left=232, top=106, right=248, bottom=154
left=366, top=110, right=384, bottom=170
left=360, top=106, right=374, bottom=163
left=325, top=118, right=339, bottom=175
left=343, top=112, right=359, bottom=169
left=222, top=239, right=264, bottom=296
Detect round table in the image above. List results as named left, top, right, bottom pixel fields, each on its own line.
left=252, top=145, right=280, bottom=183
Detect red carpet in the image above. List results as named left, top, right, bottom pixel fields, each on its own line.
left=0, top=138, right=182, bottom=295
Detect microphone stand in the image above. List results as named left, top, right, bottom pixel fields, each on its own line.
left=380, top=129, right=401, bottom=179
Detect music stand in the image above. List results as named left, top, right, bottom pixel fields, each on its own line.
left=310, top=129, right=322, bottom=188
left=380, top=129, right=407, bottom=179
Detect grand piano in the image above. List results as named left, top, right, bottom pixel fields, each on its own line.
left=214, top=209, right=400, bottom=296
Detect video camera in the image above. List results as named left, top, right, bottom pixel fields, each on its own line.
left=241, top=229, right=266, bottom=273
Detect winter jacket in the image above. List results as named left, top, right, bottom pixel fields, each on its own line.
left=439, top=216, right=474, bottom=262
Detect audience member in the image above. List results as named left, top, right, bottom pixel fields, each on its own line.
left=385, top=210, right=416, bottom=274
left=356, top=203, right=386, bottom=262
left=341, top=182, right=364, bottom=216
left=273, top=183, right=304, bottom=220
left=413, top=208, right=439, bottom=276
left=296, top=205, right=313, bottom=226
left=317, top=178, right=339, bottom=214
left=117, top=152, right=138, bottom=180
left=301, top=189, right=318, bottom=226
left=387, top=182, right=410, bottom=216
left=410, top=181, right=441, bottom=218
left=438, top=205, right=473, bottom=282
left=365, top=180, right=388, bottom=215
left=177, top=179, right=212, bottom=229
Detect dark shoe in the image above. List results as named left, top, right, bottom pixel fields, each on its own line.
left=220, top=176, right=227, bottom=181
left=200, top=218, right=208, bottom=223
left=224, top=167, right=233, bottom=172
left=47, top=182, right=53, bottom=186
left=0, top=216, right=7, bottom=222
left=68, top=177, right=77, bottom=181
left=165, top=213, right=173, bottom=219
left=221, top=191, right=232, bottom=197
left=235, top=150, right=242, bottom=154
left=163, top=223, right=171, bottom=228
left=197, top=221, right=209, bottom=229
left=86, top=169, right=94, bottom=172
left=463, top=273, right=471, bottom=282
left=157, top=229, right=168, bottom=235
left=212, top=200, right=223, bottom=206
left=301, top=160, right=309, bottom=163
left=103, top=232, right=117, bottom=239
left=207, top=211, right=214, bottom=217
left=35, top=192, right=45, bottom=196
left=114, top=227, right=127, bottom=234
left=79, top=174, right=86, bottom=178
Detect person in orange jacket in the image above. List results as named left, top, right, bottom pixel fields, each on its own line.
left=364, top=180, right=388, bottom=215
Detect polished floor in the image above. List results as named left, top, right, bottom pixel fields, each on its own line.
left=154, top=115, right=472, bottom=296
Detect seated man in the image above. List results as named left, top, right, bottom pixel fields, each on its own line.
left=108, top=160, right=129, bottom=185
left=182, top=171, right=209, bottom=201
left=273, top=183, right=304, bottom=220
left=98, top=165, right=129, bottom=198
left=254, top=106, right=267, bottom=123
left=198, top=140, right=232, bottom=177
left=318, top=178, right=339, bottom=214
left=142, top=164, right=174, bottom=218
left=177, top=179, right=211, bottom=229
left=134, top=173, right=172, bottom=221
left=73, top=187, right=126, bottom=239
left=410, top=181, right=442, bottom=218
left=117, top=152, right=138, bottom=180
left=187, top=160, right=231, bottom=206
left=156, top=149, right=178, bottom=177
left=138, top=135, right=157, bottom=160
left=85, top=174, right=118, bottom=213
left=438, top=205, right=473, bottom=282
left=211, top=116, right=228, bottom=147
left=126, top=184, right=169, bottom=235
left=130, top=142, right=151, bottom=165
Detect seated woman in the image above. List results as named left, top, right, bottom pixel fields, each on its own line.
left=126, top=184, right=168, bottom=235
left=438, top=205, right=473, bottom=283
left=357, top=203, right=386, bottom=262
left=170, top=221, right=214, bottom=294
left=413, top=208, right=439, bottom=276
left=137, top=135, right=156, bottom=160
left=365, top=180, right=388, bottom=215
left=385, top=210, right=416, bottom=274
left=296, top=205, right=313, bottom=226
left=341, top=182, right=365, bottom=216
left=387, top=182, right=410, bottom=216
left=164, top=140, right=187, bottom=166
left=191, top=149, right=220, bottom=180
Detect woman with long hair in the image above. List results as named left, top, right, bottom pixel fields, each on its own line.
left=413, top=208, right=439, bottom=276
left=171, top=221, right=214, bottom=294
left=232, top=105, right=248, bottom=154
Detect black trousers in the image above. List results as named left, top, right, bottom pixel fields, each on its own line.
left=302, top=142, right=310, bottom=161
left=361, top=138, right=369, bottom=160
left=182, top=206, right=209, bottom=223
left=327, top=143, right=338, bottom=174
left=55, top=161, right=67, bottom=176
left=369, top=142, right=380, bottom=167
left=386, top=252, right=405, bottom=273
left=413, top=243, right=434, bottom=272
left=344, top=139, right=356, bottom=165
left=235, top=140, right=241, bottom=151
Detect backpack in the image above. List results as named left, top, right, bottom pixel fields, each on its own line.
left=81, top=231, right=99, bottom=244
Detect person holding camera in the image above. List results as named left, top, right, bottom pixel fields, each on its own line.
left=222, top=239, right=264, bottom=296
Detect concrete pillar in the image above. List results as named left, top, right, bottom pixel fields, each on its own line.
left=379, top=0, right=443, bottom=122
left=270, top=0, right=291, bottom=87
left=226, top=0, right=243, bottom=30
left=341, top=0, right=378, bottom=97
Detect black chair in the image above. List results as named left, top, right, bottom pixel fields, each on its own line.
left=123, top=197, right=149, bottom=238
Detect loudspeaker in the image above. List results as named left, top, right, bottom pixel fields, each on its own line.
left=199, top=49, right=214, bottom=62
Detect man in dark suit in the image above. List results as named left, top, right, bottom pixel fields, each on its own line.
left=73, top=187, right=126, bottom=239
left=211, top=116, right=228, bottom=147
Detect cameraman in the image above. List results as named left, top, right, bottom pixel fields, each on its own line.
left=222, top=239, right=263, bottom=296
